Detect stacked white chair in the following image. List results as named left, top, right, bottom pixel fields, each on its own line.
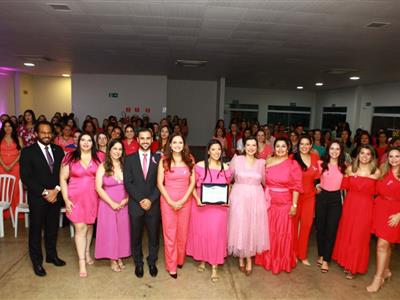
left=14, top=180, right=29, bottom=237
left=0, top=174, right=16, bottom=238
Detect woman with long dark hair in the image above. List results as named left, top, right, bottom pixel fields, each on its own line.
left=367, top=147, right=400, bottom=292
left=95, top=140, right=130, bottom=272
left=151, top=125, right=170, bottom=154
left=186, top=139, right=231, bottom=282
left=0, top=120, right=23, bottom=218
left=315, top=141, right=347, bottom=273
left=18, top=109, right=37, bottom=147
left=60, top=133, right=104, bottom=277
left=157, top=133, right=195, bottom=278
left=292, top=136, right=320, bottom=266
left=333, top=145, right=380, bottom=279
left=255, top=137, right=303, bottom=274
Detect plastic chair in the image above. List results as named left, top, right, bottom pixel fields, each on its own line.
left=0, top=174, right=16, bottom=238
left=59, top=207, right=75, bottom=238
left=14, top=180, right=29, bottom=237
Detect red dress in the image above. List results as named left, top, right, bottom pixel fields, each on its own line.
left=372, top=170, right=400, bottom=243
left=332, top=176, right=377, bottom=274
left=255, top=159, right=303, bottom=274
left=293, top=152, right=320, bottom=260
left=122, top=139, right=139, bottom=155
left=0, top=139, right=20, bottom=218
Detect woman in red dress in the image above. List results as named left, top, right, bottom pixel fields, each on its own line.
left=255, top=138, right=303, bottom=274
left=122, top=125, right=139, bottom=155
left=333, top=145, right=380, bottom=279
left=0, top=120, right=23, bottom=218
left=292, top=136, right=320, bottom=265
left=367, top=147, right=400, bottom=292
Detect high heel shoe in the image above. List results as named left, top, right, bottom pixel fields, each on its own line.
left=211, top=266, right=219, bottom=282
left=85, top=251, right=94, bottom=265
left=111, top=260, right=121, bottom=272
left=383, top=269, right=392, bottom=281
left=117, top=259, right=126, bottom=270
left=366, top=276, right=384, bottom=293
left=239, top=260, right=245, bottom=273
left=79, top=258, right=87, bottom=278
left=197, top=262, right=206, bottom=272
left=169, top=272, right=178, bottom=279
left=245, top=267, right=252, bottom=276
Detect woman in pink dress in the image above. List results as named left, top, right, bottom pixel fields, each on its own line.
left=60, top=133, right=104, bottom=277
left=367, top=147, right=400, bottom=292
left=186, top=139, right=231, bottom=282
left=157, top=133, right=195, bottom=278
left=95, top=139, right=130, bottom=272
left=228, top=136, right=269, bottom=276
left=255, top=137, right=303, bottom=274
left=54, top=124, right=74, bottom=153
left=333, top=145, right=380, bottom=280
left=256, top=129, right=273, bottom=160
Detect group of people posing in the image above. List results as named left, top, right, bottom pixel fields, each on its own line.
left=0, top=110, right=399, bottom=295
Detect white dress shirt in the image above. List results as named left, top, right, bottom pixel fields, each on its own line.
left=37, top=141, right=54, bottom=164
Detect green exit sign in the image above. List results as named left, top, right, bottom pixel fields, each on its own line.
left=109, top=92, right=119, bottom=98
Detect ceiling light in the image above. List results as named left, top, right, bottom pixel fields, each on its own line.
left=296, top=86, right=304, bottom=90
left=349, top=76, right=360, bottom=80
left=175, top=59, right=207, bottom=68
left=24, top=62, right=35, bottom=67
left=48, top=4, right=71, bottom=11
left=315, top=82, right=324, bottom=86
left=62, top=74, right=70, bottom=77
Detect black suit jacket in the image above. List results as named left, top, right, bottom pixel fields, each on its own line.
left=123, top=151, right=160, bottom=216
left=20, top=142, right=64, bottom=204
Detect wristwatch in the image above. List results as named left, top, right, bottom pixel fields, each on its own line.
left=55, top=185, right=61, bottom=192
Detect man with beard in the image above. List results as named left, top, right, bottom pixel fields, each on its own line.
left=20, top=121, right=66, bottom=276
left=124, top=128, right=161, bottom=278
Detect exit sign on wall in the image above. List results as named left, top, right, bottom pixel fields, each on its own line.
left=108, top=92, right=119, bottom=98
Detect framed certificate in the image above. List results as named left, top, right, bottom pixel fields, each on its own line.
left=200, top=183, right=229, bottom=205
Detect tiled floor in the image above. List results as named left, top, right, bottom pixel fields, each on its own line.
left=1, top=219, right=399, bottom=299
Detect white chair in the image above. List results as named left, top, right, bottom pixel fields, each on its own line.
left=0, top=174, right=16, bottom=238
left=14, top=180, right=29, bottom=238
left=59, top=207, right=75, bottom=238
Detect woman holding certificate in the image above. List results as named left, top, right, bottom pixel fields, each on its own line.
left=228, top=136, right=269, bottom=276
left=255, top=137, right=303, bottom=274
left=157, top=133, right=195, bottom=279
left=186, top=139, right=231, bottom=282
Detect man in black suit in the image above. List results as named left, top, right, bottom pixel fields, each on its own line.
left=124, top=128, right=161, bottom=278
left=20, top=121, right=66, bottom=276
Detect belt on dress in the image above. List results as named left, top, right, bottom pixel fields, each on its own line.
left=269, top=187, right=289, bottom=192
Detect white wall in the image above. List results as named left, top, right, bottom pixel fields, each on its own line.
left=167, top=79, right=218, bottom=146
left=72, top=74, right=167, bottom=126
left=0, top=71, right=15, bottom=116
left=225, top=87, right=316, bottom=127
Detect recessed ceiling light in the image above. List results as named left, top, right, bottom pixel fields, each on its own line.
left=296, top=86, right=304, bottom=90
left=315, top=82, right=324, bottom=87
left=350, top=76, right=360, bottom=80
left=62, top=74, right=70, bottom=77
left=24, top=62, right=35, bottom=67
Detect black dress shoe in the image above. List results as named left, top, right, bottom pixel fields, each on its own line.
left=46, top=257, right=66, bottom=267
left=149, top=265, right=158, bottom=277
left=169, top=272, right=177, bottom=279
left=177, top=264, right=183, bottom=269
left=33, top=265, right=46, bottom=277
left=135, top=265, right=144, bottom=278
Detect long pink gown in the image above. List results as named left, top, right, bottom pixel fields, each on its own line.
left=95, top=176, right=131, bottom=259
left=186, top=165, right=232, bottom=265
left=228, top=156, right=269, bottom=257
left=160, top=166, right=192, bottom=272
left=64, top=153, right=104, bottom=224
left=255, top=159, right=303, bottom=274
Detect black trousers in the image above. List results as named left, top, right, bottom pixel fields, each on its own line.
left=315, top=190, right=342, bottom=262
left=28, top=198, right=61, bottom=266
left=129, top=210, right=160, bottom=266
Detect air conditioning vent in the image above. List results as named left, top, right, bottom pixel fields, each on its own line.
left=175, top=59, right=207, bottom=68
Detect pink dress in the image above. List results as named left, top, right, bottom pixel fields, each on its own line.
left=228, top=156, right=269, bottom=257
left=64, top=153, right=104, bottom=224
left=95, top=176, right=131, bottom=259
left=255, top=159, right=303, bottom=274
left=258, top=144, right=273, bottom=160
left=160, top=166, right=192, bottom=272
left=186, top=165, right=232, bottom=265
